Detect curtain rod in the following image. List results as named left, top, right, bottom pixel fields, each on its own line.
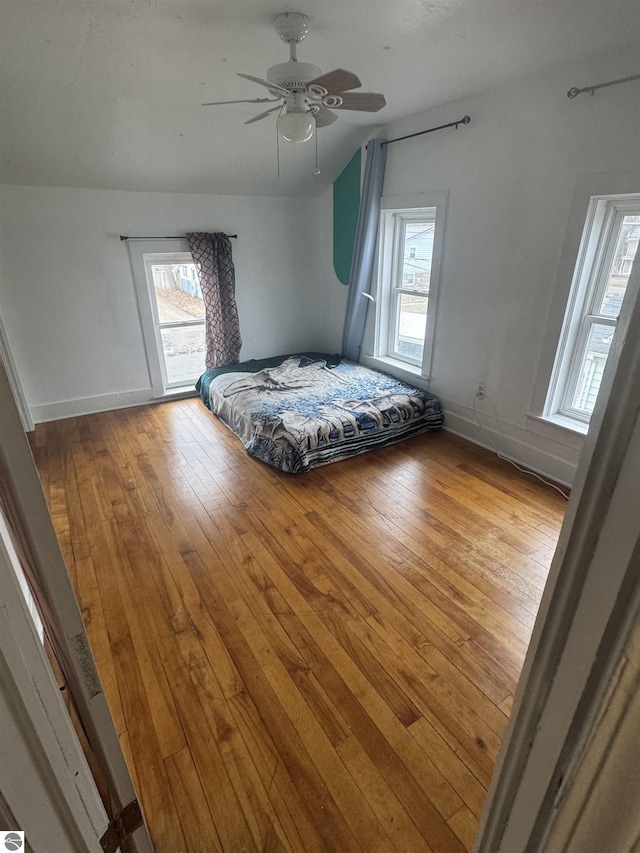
left=567, top=72, right=640, bottom=98
left=380, top=115, right=470, bottom=148
left=119, top=233, right=237, bottom=241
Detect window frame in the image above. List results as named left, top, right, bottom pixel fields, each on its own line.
left=373, top=192, right=447, bottom=379
left=388, top=213, right=433, bottom=366
left=544, top=195, right=640, bottom=426
left=143, top=252, right=205, bottom=391
left=128, top=240, right=204, bottom=397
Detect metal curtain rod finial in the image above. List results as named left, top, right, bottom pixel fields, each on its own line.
left=567, top=72, right=640, bottom=98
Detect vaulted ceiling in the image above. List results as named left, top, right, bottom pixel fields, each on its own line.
left=1, top=0, right=638, bottom=197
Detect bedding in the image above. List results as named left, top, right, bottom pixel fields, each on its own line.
left=196, top=353, right=444, bottom=473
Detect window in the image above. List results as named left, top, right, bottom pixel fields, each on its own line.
left=144, top=254, right=205, bottom=389
left=129, top=240, right=206, bottom=396
left=374, top=195, right=446, bottom=377
left=546, top=195, right=640, bottom=425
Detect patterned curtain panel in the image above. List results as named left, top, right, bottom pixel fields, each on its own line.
left=187, top=232, right=242, bottom=369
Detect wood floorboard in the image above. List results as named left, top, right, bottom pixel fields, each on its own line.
left=33, top=402, right=566, bottom=852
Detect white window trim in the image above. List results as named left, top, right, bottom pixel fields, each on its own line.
left=387, top=211, right=433, bottom=367
left=128, top=240, right=202, bottom=397
left=529, top=171, right=640, bottom=435
left=544, top=196, right=640, bottom=427
left=372, top=192, right=448, bottom=380
left=145, top=252, right=204, bottom=391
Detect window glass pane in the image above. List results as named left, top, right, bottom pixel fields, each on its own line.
left=160, top=325, right=206, bottom=385
left=395, top=294, right=427, bottom=361
left=150, top=263, right=204, bottom=323
left=402, top=222, right=434, bottom=292
left=598, top=215, right=640, bottom=318
left=570, top=323, right=614, bottom=415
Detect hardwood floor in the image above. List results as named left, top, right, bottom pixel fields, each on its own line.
left=32, top=400, right=565, bottom=853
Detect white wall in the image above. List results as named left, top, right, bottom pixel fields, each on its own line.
left=361, top=45, right=640, bottom=484
left=1, top=45, right=637, bottom=458
left=0, top=185, right=330, bottom=421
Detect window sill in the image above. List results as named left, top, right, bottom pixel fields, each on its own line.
left=154, top=386, right=198, bottom=401
left=526, top=411, right=589, bottom=441
left=363, top=355, right=429, bottom=387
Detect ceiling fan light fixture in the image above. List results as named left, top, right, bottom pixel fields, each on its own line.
left=278, top=110, right=315, bottom=143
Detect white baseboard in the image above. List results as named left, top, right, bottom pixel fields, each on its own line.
left=31, top=388, right=156, bottom=423
left=440, top=397, right=582, bottom=487
left=30, top=385, right=581, bottom=486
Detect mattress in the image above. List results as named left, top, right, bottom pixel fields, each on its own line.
left=196, top=353, right=444, bottom=473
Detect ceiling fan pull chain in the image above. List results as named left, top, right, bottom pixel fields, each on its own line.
left=314, top=130, right=320, bottom=175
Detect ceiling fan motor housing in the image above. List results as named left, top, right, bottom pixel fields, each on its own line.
left=267, top=60, right=321, bottom=92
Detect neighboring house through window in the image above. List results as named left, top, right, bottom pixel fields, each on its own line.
left=544, top=194, right=640, bottom=428
left=373, top=193, right=447, bottom=378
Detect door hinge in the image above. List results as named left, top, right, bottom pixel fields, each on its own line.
left=100, top=799, right=143, bottom=853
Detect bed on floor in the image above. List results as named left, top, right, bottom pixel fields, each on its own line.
left=196, top=353, right=444, bottom=473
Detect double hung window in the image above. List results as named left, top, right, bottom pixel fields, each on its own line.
left=130, top=241, right=206, bottom=395
left=145, top=254, right=205, bottom=389
left=546, top=195, right=640, bottom=426
left=374, top=196, right=446, bottom=377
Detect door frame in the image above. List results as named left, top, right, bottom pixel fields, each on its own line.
left=476, top=259, right=640, bottom=850
left=0, top=356, right=153, bottom=852
left=0, top=312, right=33, bottom=431
left=0, top=514, right=106, bottom=851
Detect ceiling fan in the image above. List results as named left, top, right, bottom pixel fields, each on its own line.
left=202, top=12, right=386, bottom=143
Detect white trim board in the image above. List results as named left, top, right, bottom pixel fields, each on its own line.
left=0, top=313, right=33, bottom=432
left=438, top=395, right=581, bottom=487
left=0, top=514, right=107, bottom=851
left=29, top=386, right=198, bottom=424
left=30, top=387, right=156, bottom=423
left=0, top=358, right=153, bottom=852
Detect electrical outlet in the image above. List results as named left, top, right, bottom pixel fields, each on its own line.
left=476, top=382, right=486, bottom=400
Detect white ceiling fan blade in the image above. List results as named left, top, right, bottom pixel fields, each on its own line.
left=202, top=97, right=280, bottom=106
left=308, top=69, right=362, bottom=93
left=314, top=106, right=338, bottom=128
left=333, top=92, right=386, bottom=112
left=244, top=105, right=282, bottom=125
left=237, top=72, right=287, bottom=94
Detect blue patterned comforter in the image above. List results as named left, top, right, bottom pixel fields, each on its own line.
left=197, top=355, right=444, bottom=473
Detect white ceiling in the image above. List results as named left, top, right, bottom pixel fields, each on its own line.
left=1, top=0, right=638, bottom=197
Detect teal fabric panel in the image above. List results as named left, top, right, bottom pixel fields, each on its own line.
left=333, top=148, right=361, bottom=285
